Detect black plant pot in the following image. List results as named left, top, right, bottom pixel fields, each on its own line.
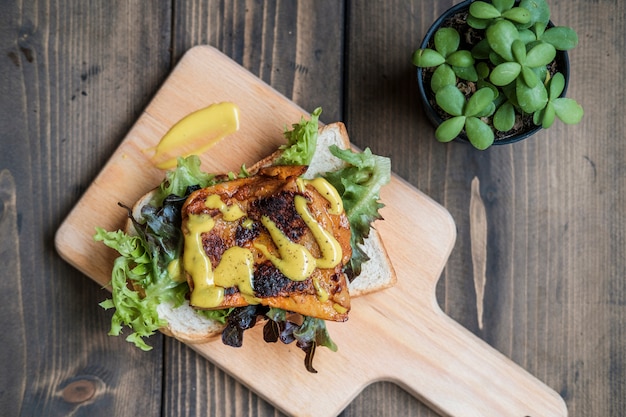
left=416, top=0, right=570, bottom=146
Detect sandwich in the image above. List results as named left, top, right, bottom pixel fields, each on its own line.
left=94, top=107, right=395, bottom=372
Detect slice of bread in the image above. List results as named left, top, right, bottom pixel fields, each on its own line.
left=127, top=122, right=396, bottom=344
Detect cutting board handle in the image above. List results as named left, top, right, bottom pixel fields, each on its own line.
left=384, top=306, right=568, bottom=417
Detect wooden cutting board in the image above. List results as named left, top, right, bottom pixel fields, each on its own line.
left=55, top=46, right=567, bottom=417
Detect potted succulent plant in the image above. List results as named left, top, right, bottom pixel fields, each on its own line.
left=412, top=0, right=583, bottom=150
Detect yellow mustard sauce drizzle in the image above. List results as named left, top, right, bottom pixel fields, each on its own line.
left=298, top=177, right=344, bottom=215
left=293, top=195, right=342, bottom=269
left=312, top=278, right=329, bottom=303
left=166, top=258, right=186, bottom=283
left=204, top=194, right=246, bottom=221
left=151, top=102, right=240, bottom=170
left=184, top=178, right=345, bottom=307
left=254, top=214, right=317, bottom=282
left=213, top=246, right=258, bottom=304
left=183, top=214, right=224, bottom=307
left=333, top=303, right=348, bottom=314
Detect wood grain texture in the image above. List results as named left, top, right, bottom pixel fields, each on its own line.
left=0, top=1, right=171, bottom=415
left=2, top=0, right=626, bottom=416
left=165, top=2, right=346, bottom=416
left=346, top=1, right=626, bottom=417
left=55, top=45, right=567, bottom=417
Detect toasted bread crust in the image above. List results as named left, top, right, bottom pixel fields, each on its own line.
left=125, top=122, right=396, bottom=344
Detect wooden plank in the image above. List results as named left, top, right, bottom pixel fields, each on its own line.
left=345, top=1, right=626, bottom=417
left=0, top=1, right=171, bottom=415
left=165, top=1, right=346, bottom=416
left=56, top=45, right=567, bottom=417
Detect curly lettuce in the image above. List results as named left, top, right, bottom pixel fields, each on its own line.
left=94, top=109, right=391, bottom=372
left=322, top=146, right=391, bottom=277
left=274, top=107, right=322, bottom=166
left=95, top=155, right=224, bottom=350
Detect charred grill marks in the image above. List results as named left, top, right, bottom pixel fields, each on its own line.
left=248, top=191, right=306, bottom=241
left=253, top=262, right=311, bottom=297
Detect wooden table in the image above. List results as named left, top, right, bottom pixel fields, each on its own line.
left=1, top=1, right=623, bottom=416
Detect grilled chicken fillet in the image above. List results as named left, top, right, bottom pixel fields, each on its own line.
left=181, top=165, right=352, bottom=322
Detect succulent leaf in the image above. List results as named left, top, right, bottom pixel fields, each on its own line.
left=520, top=0, right=551, bottom=26
left=465, top=117, right=495, bottom=150
left=465, top=87, right=496, bottom=117
left=525, top=42, right=556, bottom=67
left=470, top=1, right=501, bottom=19
left=548, top=72, right=566, bottom=99
left=490, top=62, right=522, bottom=86
left=476, top=61, right=491, bottom=79
left=434, top=27, right=461, bottom=57
left=512, top=39, right=527, bottom=64
left=518, top=28, right=538, bottom=44
left=521, top=65, right=539, bottom=88
left=552, top=98, right=584, bottom=124
left=436, top=85, right=466, bottom=116
left=436, top=116, right=466, bottom=142
left=540, top=102, right=557, bottom=128
left=493, top=101, right=516, bottom=131
left=493, top=0, right=515, bottom=12
left=467, top=14, right=490, bottom=30
left=486, top=20, right=520, bottom=61
left=446, top=50, right=475, bottom=67
left=412, top=49, right=446, bottom=67
left=502, top=7, right=532, bottom=24
left=431, top=64, right=457, bottom=92
left=516, top=76, right=548, bottom=113
left=541, top=26, right=579, bottom=50
left=471, top=38, right=492, bottom=60
left=453, top=64, right=479, bottom=82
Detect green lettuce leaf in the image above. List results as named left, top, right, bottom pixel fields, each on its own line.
left=94, top=156, right=227, bottom=350
left=322, top=146, right=391, bottom=276
left=274, top=107, right=322, bottom=166
left=94, top=228, right=169, bottom=350
left=152, top=155, right=217, bottom=207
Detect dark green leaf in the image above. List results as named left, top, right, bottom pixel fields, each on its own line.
left=466, top=117, right=495, bottom=150
left=436, top=85, right=465, bottom=116
left=436, top=116, right=466, bottom=142
left=476, top=61, right=491, bottom=79
left=553, top=98, right=584, bottom=124
left=465, top=88, right=495, bottom=117
left=548, top=72, right=566, bottom=99
left=434, top=27, right=460, bottom=57
left=521, top=65, right=539, bottom=88
left=446, top=50, right=474, bottom=68
left=412, top=48, right=446, bottom=68
left=502, top=7, right=532, bottom=24
left=525, top=42, right=556, bottom=67
left=490, top=62, right=522, bottom=86
left=453, top=64, right=479, bottom=82
left=471, top=38, right=492, bottom=60
left=467, top=14, right=490, bottom=30
left=516, top=76, right=548, bottom=113
left=541, top=26, right=579, bottom=50
left=493, top=0, right=515, bottom=12
left=512, top=39, right=527, bottom=64
left=520, top=0, right=551, bottom=26
left=470, top=1, right=501, bottom=19
left=518, top=28, right=538, bottom=44
left=540, top=102, right=556, bottom=128
left=431, top=64, right=457, bottom=92
left=493, top=101, right=516, bottom=131
left=486, top=19, right=520, bottom=61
